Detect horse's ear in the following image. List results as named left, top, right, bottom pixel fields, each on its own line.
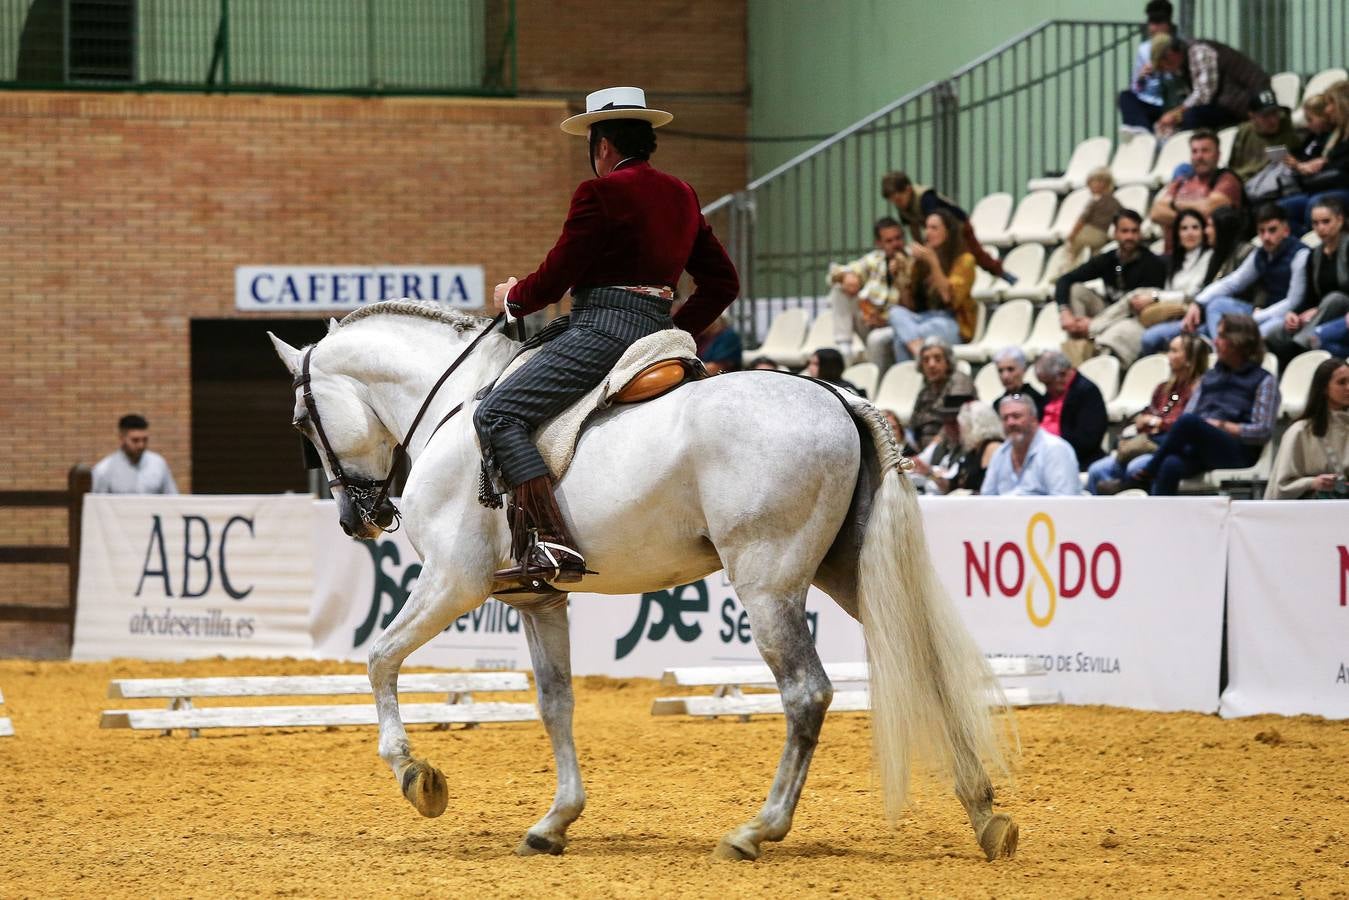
left=267, top=332, right=302, bottom=375
left=327, top=317, right=340, bottom=335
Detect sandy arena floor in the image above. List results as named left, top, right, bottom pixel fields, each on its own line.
left=0, top=656, right=1345, bottom=898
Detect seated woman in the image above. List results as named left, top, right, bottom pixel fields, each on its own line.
left=1121, top=314, right=1279, bottom=495
left=1279, top=79, right=1349, bottom=235
left=908, top=393, right=971, bottom=495
left=805, top=348, right=865, bottom=396
left=907, top=336, right=976, bottom=449
left=954, top=400, right=1005, bottom=493
left=1090, top=333, right=1209, bottom=493
left=695, top=314, right=743, bottom=374
left=1267, top=196, right=1349, bottom=367
left=1293, top=93, right=1333, bottom=163
left=1139, top=207, right=1243, bottom=355
left=888, top=209, right=978, bottom=362
left=1266, top=357, right=1349, bottom=498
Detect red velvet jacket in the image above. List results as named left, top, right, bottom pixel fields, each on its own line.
left=507, top=161, right=739, bottom=336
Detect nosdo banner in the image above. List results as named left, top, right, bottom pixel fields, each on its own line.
left=310, top=501, right=532, bottom=670
left=1221, top=501, right=1349, bottom=720
left=918, top=497, right=1229, bottom=712
left=73, top=495, right=314, bottom=660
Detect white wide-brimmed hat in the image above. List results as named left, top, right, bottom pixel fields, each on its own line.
left=560, top=86, right=673, bottom=136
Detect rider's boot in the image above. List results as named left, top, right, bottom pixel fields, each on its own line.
left=494, top=475, right=591, bottom=587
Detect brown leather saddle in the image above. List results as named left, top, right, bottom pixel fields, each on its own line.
left=612, top=357, right=708, bottom=404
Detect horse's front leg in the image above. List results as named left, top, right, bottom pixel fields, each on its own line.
left=369, top=564, right=490, bottom=818
left=516, top=599, right=586, bottom=856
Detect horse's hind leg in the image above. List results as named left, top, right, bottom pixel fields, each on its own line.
left=954, top=740, right=1018, bottom=860
left=515, top=601, right=586, bottom=856
left=714, top=585, right=832, bottom=861
left=369, top=567, right=488, bottom=818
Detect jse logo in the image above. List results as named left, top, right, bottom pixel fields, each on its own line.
left=964, top=513, right=1121, bottom=627
left=615, top=580, right=819, bottom=659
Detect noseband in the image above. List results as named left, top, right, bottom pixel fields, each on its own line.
left=294, top=311, right=507, bottom=532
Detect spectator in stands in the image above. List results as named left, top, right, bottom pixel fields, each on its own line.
left=880, top=172, right=1011, bottom=282
left=1293, top=93, right=1333, bottom=163
left=1056, top=210, right=1167, bottom=366
left=1267, top=197, right=1349, bottom=368
left=1177, top=204, right=1311, bottom=342
left=827, top=216, right=911, bottom=363
left=908, top=392, right=971, bottom=495
left=1279, top=79, right=1349, bottom=235
left=806, top=348, right=865, bottom=397
left=1035, top=350, right=1109, bottom=470
left=955, top=400, right=1005, bottom=494
left=1128, top=209, right=1213, bottom=344
left=748, top=356, right=782, bottom=371
left=1266, top=357, right=1349, bottom=499
left=92, top=413, right=178, bottom=494
left=1109, top=314, right=1278, bottom=495
left=993, top=347, right=1046, bottom=416
left=1149, top=131, right=1244, bottom=241
left=1149, top=34, right=1270, bottom=136
left=1229, top=89, right=1298, bottom=182
left=908, top=337, right=975, bottom=449
left=1312, top=311, right=1349, bottom=357
left=1088, top=333, right=1209, bottom=494
left=1118, top=0, right=1180, bottom=135
left=981, top=394, right=1082, bottom=496
left=1140, top=206, right=1253, bottom=354
left=1049, top=167, right=1124, bottom=279
left=695, top=314, right=743, bottom=374
left=887, top=209, right=978, bottom=363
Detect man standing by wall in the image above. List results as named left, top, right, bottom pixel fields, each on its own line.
left=92, top=414, right=178, bottom=494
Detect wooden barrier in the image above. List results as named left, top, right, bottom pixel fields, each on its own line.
left=652, top=658, right=1058, bottom=720
left=101, top=672, right=538, bottom=736
left=0, top=465, right=92, bottom=650
left=0, top=687, right=12, bottom=737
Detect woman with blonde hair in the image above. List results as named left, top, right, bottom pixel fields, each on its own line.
left=1280, top=79, right=1349, bottom=234
left=1266, top=357, right=1349, bottom=499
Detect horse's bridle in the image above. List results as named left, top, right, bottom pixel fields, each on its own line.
left=294, top=312, right=508, bottom=532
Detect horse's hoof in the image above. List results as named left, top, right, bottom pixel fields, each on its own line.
left=515, top=832, right=567, bottom=857
left=979, top=813, right=1019, bottom=861
left=400, top=759, right=448, bottom=818
left=712, top=835, right=760, bottom=862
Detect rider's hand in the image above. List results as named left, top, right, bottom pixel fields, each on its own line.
left=493, top=277, right=518, bottom=312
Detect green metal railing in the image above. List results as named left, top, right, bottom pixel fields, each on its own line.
left=0, top=0, right=516, bottom=96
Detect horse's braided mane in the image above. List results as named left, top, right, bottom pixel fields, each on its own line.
left=337, top=299, right=489, bottom=333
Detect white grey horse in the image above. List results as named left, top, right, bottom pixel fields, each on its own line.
left=268, top=300, right=1016, bottom=862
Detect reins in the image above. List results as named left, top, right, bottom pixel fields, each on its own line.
left=295, top=311, right=508, bottom=531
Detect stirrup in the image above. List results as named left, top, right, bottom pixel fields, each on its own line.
left=494, top=540, right=593, bottom=588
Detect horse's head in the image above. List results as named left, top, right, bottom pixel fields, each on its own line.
left=269, top=331, right=399, bottom=540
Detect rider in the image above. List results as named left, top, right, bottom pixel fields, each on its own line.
left=476, top=86, right=740, bottom=587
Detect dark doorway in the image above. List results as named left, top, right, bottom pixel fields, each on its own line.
left=191, top=319, right=328, bottom=494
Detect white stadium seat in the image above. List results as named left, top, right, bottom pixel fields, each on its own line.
left=990, top=243, right=1046, bottom=301
left=1263, top=352, right=1278, bottom=376
left=780, top=309, right=857, bottom=368
left=1107, top=352, right=1169, bottom=421
left=1217, top=125, right=1238, bottom=167
left=1114, top=184, right=1150, bottom=218
left=1078, top=354, right=1121, bottom=405
left=1147, top=130, right=1193, bottom=188
left=1270, top=71, right=1301, bottom=111
left=874, top=362, right=922, bottom=423
left=1015, top=186, right=1091, bottom=245
left=841, top=362, right=880, bottom=399
left=955, top=299, right=1033, bottom=363
left=1181, top=440, right=1274, bottom=494
left=974, top=361, right=1004, bottom=404
left=1006, top=243, right=1084, bottom=303
left=997, top=191, right=1058, bottom=249
left=1279, top=349, right=1331, bottom=420
left=743, top=307, right=808, bottom=366
left=1110, top=133, right=1157, bottom=188
left=1022, top=301, right=1069, bottom=356
left=1027, top=136, right=1112, bottom=194
left=969, top=193, right=1014, bottom=244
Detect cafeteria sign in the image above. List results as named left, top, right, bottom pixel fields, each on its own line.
left=236, top=266, right=484, bottom=311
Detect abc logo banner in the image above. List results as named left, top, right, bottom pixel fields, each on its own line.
left=1222, top=501, right=1349, bottom=719
left=918, top=496, right=1230, bottom=713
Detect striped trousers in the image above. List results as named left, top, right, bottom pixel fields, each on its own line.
left=474, top=287, right=674, bottom=487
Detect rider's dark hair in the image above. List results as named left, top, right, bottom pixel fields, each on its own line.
left=118, top=413, right=148, bottom=431
left=589, top=119, right=657, bottom=161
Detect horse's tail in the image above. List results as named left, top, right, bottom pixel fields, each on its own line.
left=857, top=459, right=1008, bottom=821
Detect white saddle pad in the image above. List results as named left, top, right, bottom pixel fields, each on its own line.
left=495, top=327, right=700, bottom=480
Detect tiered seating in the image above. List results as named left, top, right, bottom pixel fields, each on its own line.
left=1107, top=353, right=1169, bottom=421
left=742, top=307, right=807, bottom=366
left=1279, top=350, right=1330, bottom=420
left=1017, top=187, right=1091, bottom=246
left=997, top=191, right=1057, bottom=248
left=1078, top=355, right=1121, bottom=406
left=842, top=362, right=880, bottom=399
left=1027, top=136, right=1111, bottom=194
left=1270, top=71, right=1301, bottom=111
left=1294, top=67, right=1349, bottom=127
left=1109, top=133, right=1157, bottom=187
left=1022, top=302, right=1067, bottom=357
left=969, top=193, right=1014, bottom=243
left=1217, top=125, right=1239, bottom=167
left=874, top=361, right=922, bottom=422
left=1145, top=130, right=1193, bottom=188
left=954, top=299, right=1033, bottom=363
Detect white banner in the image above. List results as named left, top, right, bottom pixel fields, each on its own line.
left=921, top=497, right=1230, bottom=712
left=310, top=501, right=532, bottom=670
left=235, top=265, right=484, bottom=311
left=73, top=495, right=314, bottom=660
left=1221, top=501, right=1349, bottom=719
